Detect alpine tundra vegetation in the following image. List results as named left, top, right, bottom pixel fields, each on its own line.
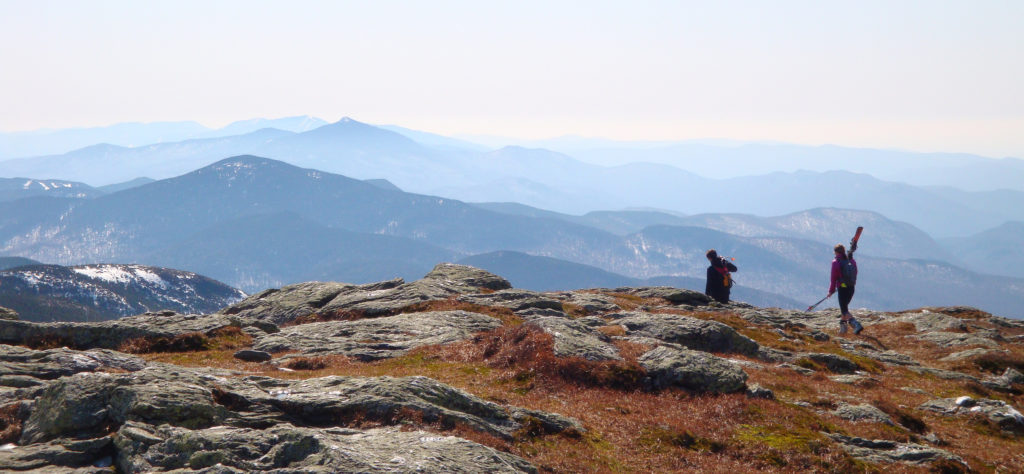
left=0, top=264, right=1021, bottom=472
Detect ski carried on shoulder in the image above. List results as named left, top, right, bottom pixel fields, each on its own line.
left=848, top=226, right=863, bottom=259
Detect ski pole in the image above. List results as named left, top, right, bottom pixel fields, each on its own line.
left=806, top=294, right=831, bottom=312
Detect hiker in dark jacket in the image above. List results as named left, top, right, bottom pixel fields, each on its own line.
left=828, top=244, right=862, bottom=334
left=705, top=249, right=737, bottom=303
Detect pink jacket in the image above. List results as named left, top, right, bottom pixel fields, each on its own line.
left=829, top=256, right=856, bottom=294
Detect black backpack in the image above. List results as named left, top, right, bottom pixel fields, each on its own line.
left=839, top=258, right=857, bottom=288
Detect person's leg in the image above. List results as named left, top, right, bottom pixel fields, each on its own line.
left=838, top=287, right=854, bottom=317
left=843, top=287, right=862, bottom=334
left=837, top=287, right=854, bottom=334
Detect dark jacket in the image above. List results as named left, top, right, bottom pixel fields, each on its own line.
left=829, top=256, right=857, bottom=294
left=705, top=258, right=737, bottom=303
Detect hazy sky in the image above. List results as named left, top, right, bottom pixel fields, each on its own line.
left=1, top=0, right=1022, bottom=157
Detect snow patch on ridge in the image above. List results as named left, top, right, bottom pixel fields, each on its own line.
left=73, top=264, right=167, bottom=288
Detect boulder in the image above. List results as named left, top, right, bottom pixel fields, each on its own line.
left=549, top=292, right=620, bottom=314
left=831, top=403, right=894, bottom=425
left=612, top=312, right=759, bottom=356
left=314, top=265, right=509, bottom=317
left=218, top=281, right=366, bottom=326
left=523, top=316, right=621, bottom=361
left=0, top=436, right=112, bottom=472
left=0, top=345, right=147, bottom=381
left=253, top=310, right=502, bottom=360
left=825, top=433, right=966, bottom=467
left=912, top=331, right=999, bottom=348
left=919, top=397, right=1024, bottom=431
left=0, top=312, right=244, bottom=350
left=735, top=307, right=840, bottom=331
left=908, top=367, right=980, bottom=383
left=227, top=266, right=509, bottom=324
left=981, top=368, right=1024, bottom=392
left=626, top=287, right=711, bottom=306
left=18, top=364, right=582, bottom=447
left=421, top=263, right=512, bottom=292
left=0, top=307, right=17, bottom=321
left=829, top=375, right=870, bottom=385
left=898, top=312, right=967, bottom=333
left=745, top=384, right=775, bottom=399
left=938, top=348, right=999, bottom=362
left=114, top=421, right=535, bottom=473
left=845, top=349, right=919, bottom=367
left=458, top=290, right=563, bottom=312
left=638, top=346, right=748, bottom=393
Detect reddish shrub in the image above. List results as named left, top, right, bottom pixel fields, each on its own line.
left=0, top=403, right=22, bottom=444
left=24, top=334, right=76, bottom=350
left=282, top=356, right=331, bottom=371
left=118, top=331, right=209, bottom=354
left=463, top=325, right=648, bottom=391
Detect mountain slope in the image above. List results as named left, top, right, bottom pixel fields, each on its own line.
left=2, top=156, right=1022, bottom=316
left=0, top=263, right=245, bottom=322
left=0, top=256, right=40, bottom=270
left=0, top=155, right=625, bottom=288
left=942, top=221, right=1024, bottom=278
left=679, top=208, right=953, bottom=262
left=144, top=212, right=460, bottom=292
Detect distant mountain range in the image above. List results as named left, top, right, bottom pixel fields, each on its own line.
left=0, top=263, right=245, bottom=322
left=469, top=137, right=1024, bottom=192
left=1, top=155, right=1021, bottom=317
left=0, top=178, right=102, bottom=202
left=3, top=118, right=1022, bottom=238
left=0, top=116, right=328, bottom=159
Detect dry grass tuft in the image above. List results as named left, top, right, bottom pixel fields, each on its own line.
left=0, top=403, right=22, bottom=444
left=119, top=331, right=209, bottom=354
left=872, top=398, right=928, bottom=434
left=281, top=355, right=354, bottom=371
left=561, top=302, right=589, bottom=318
left=596, top=324, right=626, bottom=338
left=437, top=325, right=648, bottom=391
left=118, top=326, right=252, bottom=354
left=967, top=352, right=1024, bottom=375
left=23, top=334, right=76, bottom=350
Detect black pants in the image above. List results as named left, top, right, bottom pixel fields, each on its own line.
left=838, top=286, right=855, bottom=316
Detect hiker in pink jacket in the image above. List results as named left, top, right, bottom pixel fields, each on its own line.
left=828, top=244, right=862, bottom=334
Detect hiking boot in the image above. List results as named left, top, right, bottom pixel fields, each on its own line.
left=839, top=321, right=849, bottom=335
left=850, top=318, right=864, bottom=335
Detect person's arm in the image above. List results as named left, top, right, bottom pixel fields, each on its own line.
left=828, top=260, right=839, bottom=295
left=705, top=267, right=714, bottom=295
left=725, top=260, right=737, bottom=272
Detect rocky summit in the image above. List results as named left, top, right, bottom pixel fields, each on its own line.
left=0, top=263, right=1022, bottom=472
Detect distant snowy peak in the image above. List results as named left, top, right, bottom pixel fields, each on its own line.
left=1, top=263, right=246, bottom=321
